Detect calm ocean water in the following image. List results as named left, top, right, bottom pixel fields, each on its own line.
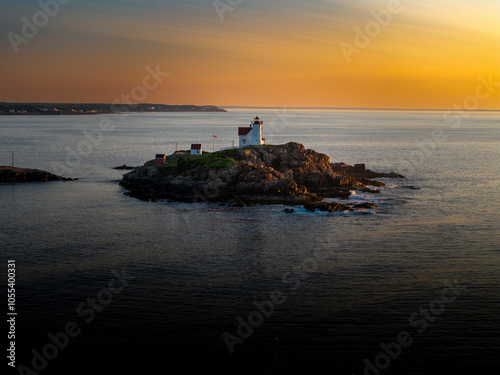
left=1, top=110, right=499, bottom=374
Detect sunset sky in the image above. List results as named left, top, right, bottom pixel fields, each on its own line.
left=1, top=0, right=499, bottom=109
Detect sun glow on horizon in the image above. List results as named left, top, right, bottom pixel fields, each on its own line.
left=1, top=0, right=499, bottom=109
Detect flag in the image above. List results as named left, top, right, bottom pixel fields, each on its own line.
left=213, top=135, right=217, bottom=139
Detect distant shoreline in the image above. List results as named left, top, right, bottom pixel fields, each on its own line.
left=3, top=103, right=498, bottom=114
left=0, top=102, right=226, bottom=115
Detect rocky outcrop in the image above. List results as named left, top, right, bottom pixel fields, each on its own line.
left=0, top=166, right=74, bottom=183
left=120, top=143, right=404, bottom=211
left=331, top=162, right=404, bottom=179
left=113, top=165, right=136, bottom=170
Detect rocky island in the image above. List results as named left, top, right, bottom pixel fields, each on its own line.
left=120, top=143, right=404, bottom=212
left=0, top=166, right=74, bottom=183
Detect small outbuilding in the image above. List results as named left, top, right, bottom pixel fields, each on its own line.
left=191, top=144, right=202, bottom=155
left=155, top=154, right=166, bottom=165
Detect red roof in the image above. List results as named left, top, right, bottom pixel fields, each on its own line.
left=238, top=127, right=252, bottom=136
left=191, top=144, right=202, bottom=150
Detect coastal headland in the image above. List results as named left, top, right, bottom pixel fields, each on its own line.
left=0, top=102, right=226, bottom=115
left=120, top=142, right=404, bottom=211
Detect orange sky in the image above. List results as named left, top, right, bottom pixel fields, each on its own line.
left=1, top=0, right=499, bottom=109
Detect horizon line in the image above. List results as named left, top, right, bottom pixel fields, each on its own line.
left=2, top=101, right=499, bottom=112
left=221, top=106, right=500, bottom=112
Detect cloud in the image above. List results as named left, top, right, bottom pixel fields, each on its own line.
left=1, top=0, right=498, bottom=108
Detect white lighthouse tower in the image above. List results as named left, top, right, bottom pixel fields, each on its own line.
left=251, top=116, right=264, bottom=146
left=238, top=116, right=265, bottom=147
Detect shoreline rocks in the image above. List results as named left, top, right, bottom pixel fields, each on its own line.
left=113, top=165, right=136, bottom=170
left=0, top=166, right=74, bottom=183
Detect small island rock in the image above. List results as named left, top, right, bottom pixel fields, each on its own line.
left=0, top=166, right=74, bottom=183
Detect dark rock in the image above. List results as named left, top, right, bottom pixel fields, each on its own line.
left=113, top=165, right=135, bottom=170
left=331, top=162, right=404, bottom=179
left=354, top=202, right=377, bottom=209
left=358, top=187, right=381, bottom=194
left=0, top=166, right=74, bottom=183
left=358, top=178, right=385, bottom=187
left=353, top=163, right=366, bottom=172
left=283, top=208, right=295, bottom=213
left=303, top=201, right=352, bottom=213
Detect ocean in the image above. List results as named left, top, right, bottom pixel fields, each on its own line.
left=1, top=109, right=499, bottom=374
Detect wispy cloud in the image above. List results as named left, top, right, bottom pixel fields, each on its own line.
left=1, top=0, right=499, bottom=108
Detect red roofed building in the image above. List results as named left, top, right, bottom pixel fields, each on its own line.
left=238, top=127, right=252, bottom=136
left=155, top=154, right=166, bottom=165
left=238, top=116, right=265, bottom=147
left=191, top=144, right=202, bottom=155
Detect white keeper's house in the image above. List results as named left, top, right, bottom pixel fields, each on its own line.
left=238, top=116, right=265, bottom=148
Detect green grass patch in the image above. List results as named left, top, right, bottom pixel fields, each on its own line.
left=145, top=143, right=289, bottom=174
left=176, top=152, right=240, bottom=174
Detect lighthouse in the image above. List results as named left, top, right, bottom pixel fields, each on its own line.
left=238, top=116, right=265, bottom=147
left=251, top=116, right=264, bottom=146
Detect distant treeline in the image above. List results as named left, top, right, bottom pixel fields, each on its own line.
left=0, top=102, right=226, bottom=115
